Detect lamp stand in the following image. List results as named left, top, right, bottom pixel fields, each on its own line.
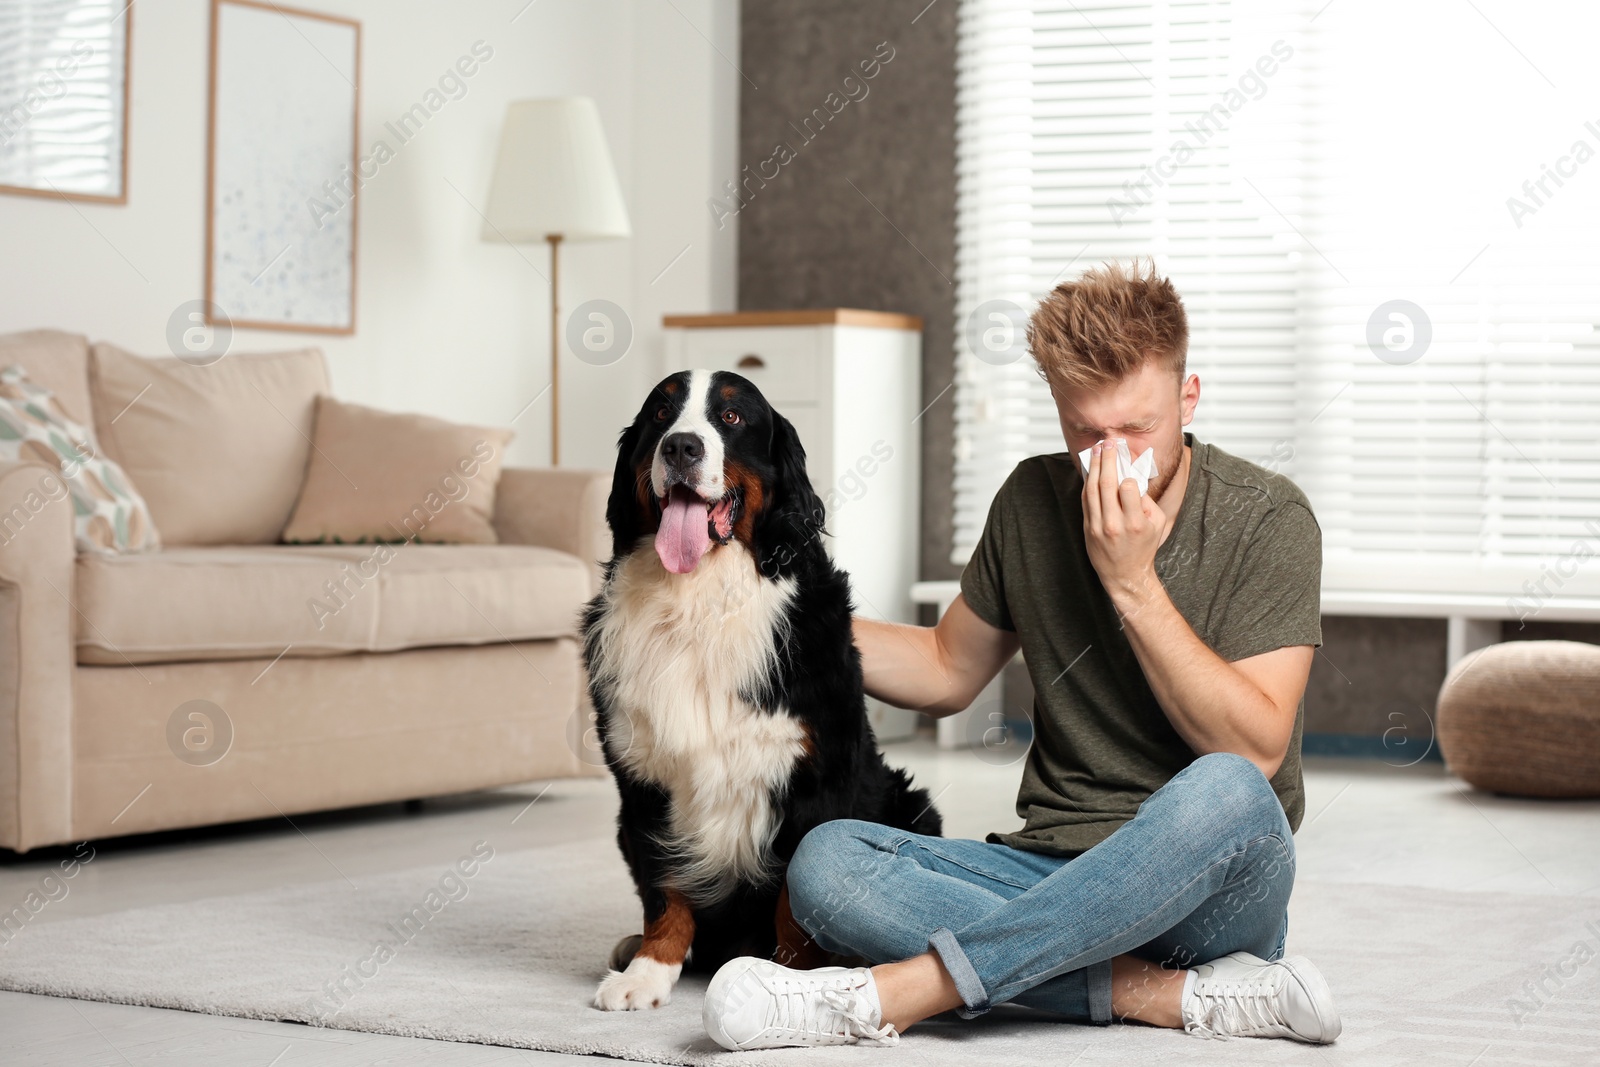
left=547, top=232, right=563, bottom=466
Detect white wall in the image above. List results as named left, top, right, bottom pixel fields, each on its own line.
left=0, top=0, right=738, bottom=471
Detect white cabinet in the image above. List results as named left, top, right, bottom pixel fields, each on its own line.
left=662, top=310, right=924, bottom=741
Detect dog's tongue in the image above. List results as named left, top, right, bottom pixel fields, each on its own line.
left=656, top=491, right=711, bottom=574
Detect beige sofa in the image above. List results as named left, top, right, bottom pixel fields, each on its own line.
left=0, top=330, right=608, bottom=853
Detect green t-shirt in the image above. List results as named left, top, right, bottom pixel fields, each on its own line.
left=960, top=433, right=1323, bottom=856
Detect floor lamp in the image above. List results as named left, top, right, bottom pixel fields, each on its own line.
left=481, top=98, right=630, bottom=466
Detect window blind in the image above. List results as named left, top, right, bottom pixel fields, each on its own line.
left=953, top=0, right=1600, bottom=600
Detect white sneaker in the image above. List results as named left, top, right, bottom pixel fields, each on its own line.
left=1181, top=952, right=1341, bottom=1043
left=703, top=957, right=900, bottom=1050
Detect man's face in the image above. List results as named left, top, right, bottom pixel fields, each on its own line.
left=1049, top=359, right=1199, bottom=502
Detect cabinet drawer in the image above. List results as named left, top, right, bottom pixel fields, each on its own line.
left=670, top=326, right=822, bottom=404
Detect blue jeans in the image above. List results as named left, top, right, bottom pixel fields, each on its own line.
left=786, top=752, right=1295, bottom=1024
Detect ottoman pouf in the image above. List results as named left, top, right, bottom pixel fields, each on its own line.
left=1437, top=640, right=1600, bottom=798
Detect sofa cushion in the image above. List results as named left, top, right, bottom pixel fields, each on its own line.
left=0, top=364, right=160, bottom=553
left=74, top=543, right=589, bottom=665
left=0, top=330, right=95, bottom=435
left=282, top=396, right=513, bottom=545
left=89, top=343, right=329, bottom=545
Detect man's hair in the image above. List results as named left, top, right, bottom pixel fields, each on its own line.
left=1027, top=260, right=1188, bottom=390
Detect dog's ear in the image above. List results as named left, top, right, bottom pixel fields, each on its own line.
left=604, top=417, right=649, bottom=558
left=762, top=409, right=827, bottom=547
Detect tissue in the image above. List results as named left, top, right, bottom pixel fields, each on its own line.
left=1077, top=438, right=1158, bottom=496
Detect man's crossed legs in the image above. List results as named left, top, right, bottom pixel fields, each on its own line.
left=703, top=752, right=1341, bottom=1048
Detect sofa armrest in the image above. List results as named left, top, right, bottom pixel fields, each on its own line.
left=0, top=461, right=78, bottom=851
left=493, top=467, right=612, bottom=596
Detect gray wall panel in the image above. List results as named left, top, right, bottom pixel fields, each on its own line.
left=738, top=0, right=960, bottom=582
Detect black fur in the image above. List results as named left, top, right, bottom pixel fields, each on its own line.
left=581, top=370, right=942, bottom=974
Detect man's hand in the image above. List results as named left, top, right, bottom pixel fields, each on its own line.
left=1082, top=439, right=1170, bottom=610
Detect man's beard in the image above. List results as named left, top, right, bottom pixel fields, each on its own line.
left=1146, top=435, right=1187, bottom=503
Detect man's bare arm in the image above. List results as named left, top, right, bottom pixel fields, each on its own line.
left=1115, top=582, right=1311, bottom=778
left=1082, top=440, right=1312, bottom=778
left=852, top=595, right=1021, bottom=717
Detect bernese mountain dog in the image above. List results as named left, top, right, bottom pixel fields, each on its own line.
left=581, top=368, right=943, bottom=1011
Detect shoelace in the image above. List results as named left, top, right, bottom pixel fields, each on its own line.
left=767, top=977, right=900, bottom=1046
left=1188, top=981, right=1285, bottom=1040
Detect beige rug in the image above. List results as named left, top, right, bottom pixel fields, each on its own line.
left=0, top=836, right=1596, bottom=1066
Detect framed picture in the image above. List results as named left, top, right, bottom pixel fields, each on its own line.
left=205, top=0, right=360, bottom=334
left=0, top=0, right=133, bottom=203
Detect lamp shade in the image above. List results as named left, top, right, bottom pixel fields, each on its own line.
left=481, top=97, right=631, bottom=243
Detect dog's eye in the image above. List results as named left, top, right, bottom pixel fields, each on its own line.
left=654, top=405, right=669, bottom=422
left=722, top=409, right=741, bottom=426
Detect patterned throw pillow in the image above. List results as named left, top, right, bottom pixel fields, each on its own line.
left=0, top=364, right=160, bottom=553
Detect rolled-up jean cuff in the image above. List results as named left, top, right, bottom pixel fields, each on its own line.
left=1088, top=958, right=1114, bottom=1024
left=928, top=927, right=990, bottom=1017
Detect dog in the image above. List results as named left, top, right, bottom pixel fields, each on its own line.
left=581, top=368, right=943, bottom=1011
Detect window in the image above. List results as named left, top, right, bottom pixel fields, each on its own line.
left=953, top=0, right=1600, bottom=601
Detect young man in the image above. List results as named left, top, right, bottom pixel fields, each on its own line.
left=701, top=262, right=1341, bottom=1049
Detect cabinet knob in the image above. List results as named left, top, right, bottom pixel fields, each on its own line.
left=736, top=353, right=765, bottom=369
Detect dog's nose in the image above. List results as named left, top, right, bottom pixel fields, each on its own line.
left=660, top=432, right=704, bottom=472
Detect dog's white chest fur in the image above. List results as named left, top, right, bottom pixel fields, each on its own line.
left=589, top=541, right=806, bottom=903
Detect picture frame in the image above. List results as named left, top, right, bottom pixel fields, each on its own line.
left=0, top=0, right=133, bottom=204
left=205, top=0, right=360, bottom=334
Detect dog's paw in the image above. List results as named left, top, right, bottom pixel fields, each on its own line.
left=593, top=956, right=682, bottom=1010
